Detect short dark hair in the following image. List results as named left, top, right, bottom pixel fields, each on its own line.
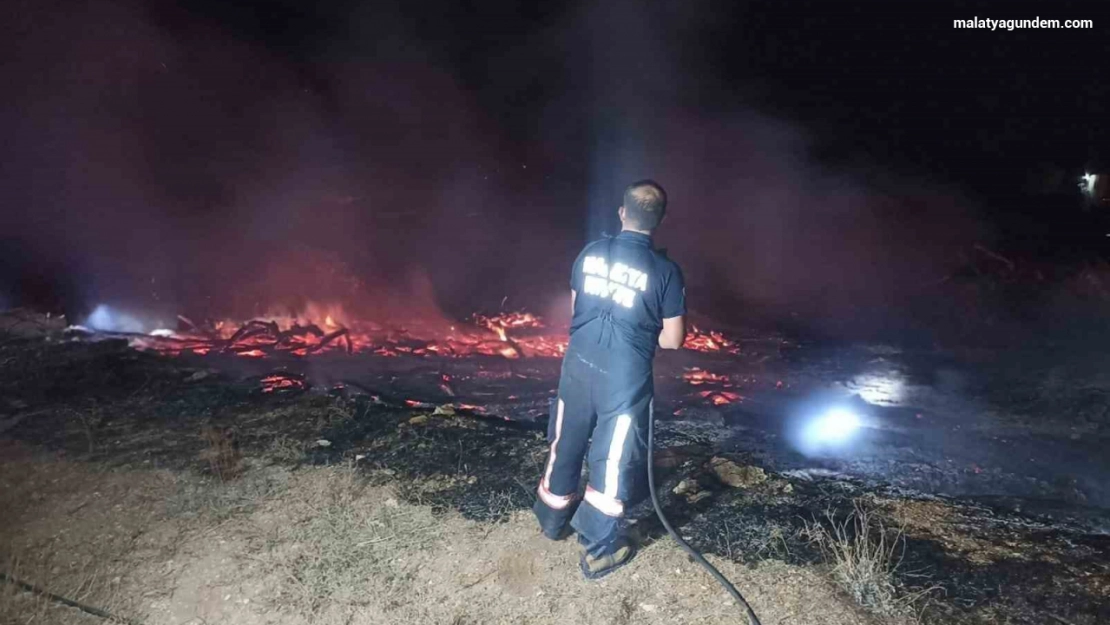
left=622, top=179, right=668, bottom=231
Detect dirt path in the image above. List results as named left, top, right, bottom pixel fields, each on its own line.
left=0, top=446, right=890, bottom=625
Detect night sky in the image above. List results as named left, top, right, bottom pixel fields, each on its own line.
left=164, top=0, right=1107, bottom=205
left=1, top=0, right=1108, bottom=337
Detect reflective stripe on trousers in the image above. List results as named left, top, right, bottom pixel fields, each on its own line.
left=538, top=399, right=575, bottom=509
left=582, top=413, right=632, bottom=516
left=533, top=347, right=652, bottom=555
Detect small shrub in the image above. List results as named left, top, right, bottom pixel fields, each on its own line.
left=199, top=425, right=242, bottom=481
left=803, top=500, right=905, bottom=615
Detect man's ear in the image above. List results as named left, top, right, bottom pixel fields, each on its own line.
left=617, top=206, right=626, bottom=222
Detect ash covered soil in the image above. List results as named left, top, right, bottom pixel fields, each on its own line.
left=0, top=325, right=1108, bottom=624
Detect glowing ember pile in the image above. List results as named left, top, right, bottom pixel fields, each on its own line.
left=682, top=368, right=731, bottom=385
left=90, top=302, right=744, bottom=366
left=682, top=367, right=743, bottom=405
left=123, top=308, right=568, bottom=360
left=470, top=311, right=550, bottom=359
left=260, top=372, right=307, bottom=393
left=698, top=389, right=743, bottom=406
left=683, top=325, right=742, bottom=354
left=472, top=311, right=544, bottom=336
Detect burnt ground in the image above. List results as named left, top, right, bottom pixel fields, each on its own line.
left=1, top=327, right=1108, bottom=624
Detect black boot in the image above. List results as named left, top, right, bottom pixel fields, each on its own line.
left=579, top=536, right=636, bottom=579
left=533, top=497, right=578, bottom=541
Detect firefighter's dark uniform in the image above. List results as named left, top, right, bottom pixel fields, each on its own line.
left=535, top=230, right=686, bottom=558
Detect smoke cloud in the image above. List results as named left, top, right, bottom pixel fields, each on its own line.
left=546, top=1, right=987, bottom=338
left=1, top=0, right=986, bottom=341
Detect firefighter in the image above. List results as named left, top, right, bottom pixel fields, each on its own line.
left=535, top=179, right=686, bottom=579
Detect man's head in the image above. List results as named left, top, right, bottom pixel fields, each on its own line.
left=619, top=179, right=668, bottom=233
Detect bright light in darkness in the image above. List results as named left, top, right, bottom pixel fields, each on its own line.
left=1081, top=173, right=1098, bottom=197
left=85, top=305, right=147, bottom=334
left=794, top=406, right=864, bottom=456
left=808, top=408, right=861, bottom=445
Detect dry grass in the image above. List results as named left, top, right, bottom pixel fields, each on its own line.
left=163, top=462, right=288, bottom=521
left=224, top=468, right=903, bottom=625
left=877, top=498, right=1020, bottom=566
left=0, top=587, right=105, bottom=624
left=1, top=442, right=910, bottom=625
left=0, top=490, right=154, bottom=621
left=199, top=425, right=243, bottom=481
left=267, top=435, right=307, bottom=463
left=803, top=500, right=929, bottom=617
left=252, top=464, right=441, bottom=618
left=713, top=518, right=797, bottom=562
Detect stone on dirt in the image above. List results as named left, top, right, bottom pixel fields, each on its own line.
left=673, top=478, right=700, bottom=496
left=686, top=490, right=712, bottom=504
left=709, top=456, right=767, bottom=488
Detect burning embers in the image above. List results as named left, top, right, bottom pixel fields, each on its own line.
left=470, top=311, right=545, bottom=359
left=683, top=367, right=743, bottom=406
left=260, top=372, right=307, bottom=393
left=472, top=311, right=544, bottom=335
left=682, top=369, right=730, bottom=385
left=699, top=390, right=743, bottom=406
left=123, top=308, right=568, bottom=360
left=683, top=325, right=741, bottom=354
left=90, top=302, right=745, bottom=367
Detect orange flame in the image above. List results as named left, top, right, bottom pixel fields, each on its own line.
left=698, top=390, right=743, bottom=405
left=126, top=302, right=569, bottom=359
left=683, top=368, right=730, bottom=385
left=683, top=325, right=741, bottom=354
left=125, top=303, right=722, bottom=364
left=260, top=374, right=305, bottom=393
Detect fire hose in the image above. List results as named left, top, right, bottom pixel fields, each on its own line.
left=0, top=571, right=143, bottom=625
left=647, top=405, right=763, bottom=625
